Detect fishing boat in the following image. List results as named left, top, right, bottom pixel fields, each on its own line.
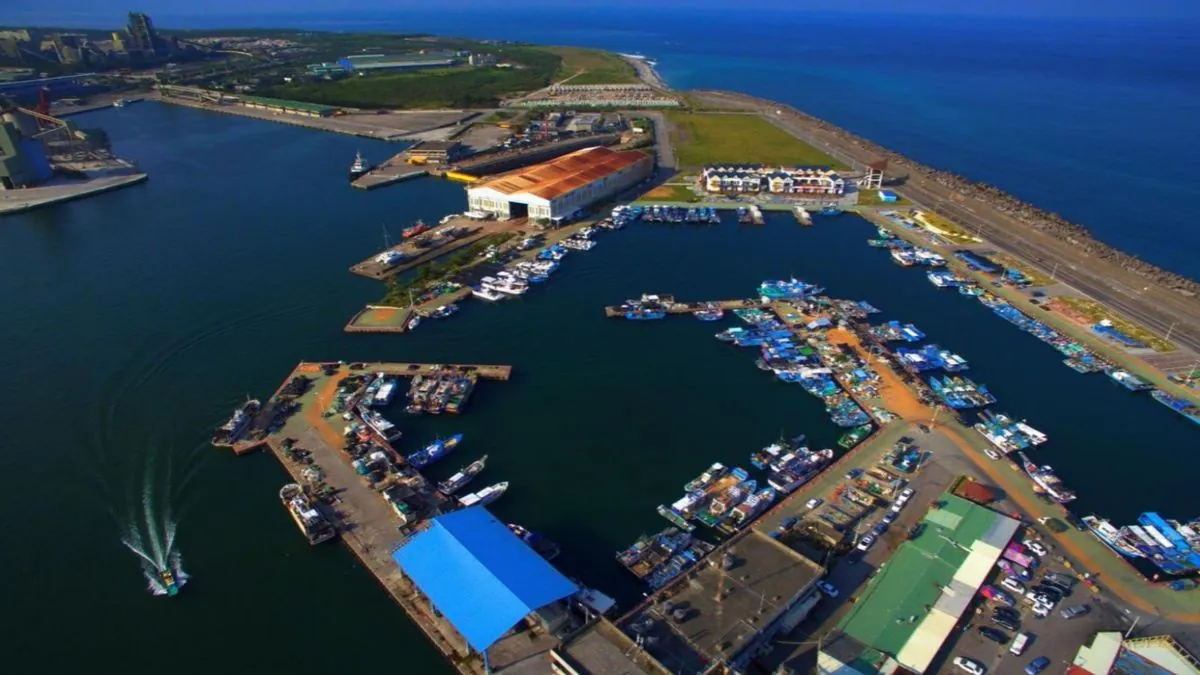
left=1016, top=452, right=1076, bottom=503
left=471, top=285, right=505, bottom=302
left=750, top=436, right=804, bottom=470
left=430, top=304, right=459, bottom=319
left=625, top=307, right=666, bottom=320
left=402, top=220, right=430, bottom=239
left=360, top=408, right=402, bottom=442
left=694, top=306, right=724, bottom=321
left=481, top=275, right=528, bottom=296
left=280, top=483, right=337, bottom=545
left=617, top=527, right=693, bottom=579
left=759, top=278, right=824, bottom=299
left=1150, top=390, right=1200, bottom=425
left=405, top=429, right=460, bottom=468
left=458, top=481, right=508, bottom=508
left=159, top=569, right=180, bottom=596
left=727, top=487, right=777, bottom=529
left=926, top=269, right=959, bottom=288
left=768, top=448, right=834, bottom=493
left=212, top=398, right=261, bottom=446
left=684, top=462, right=728, bottom=492
left=373, top=376, right=399, bottom=407
left=819, top=206, right=843, bottom=216
left=437, top=455, right=487, bottom=495
left=1108, top=369, right=1153, bottom=392
left=406, top=313, right=421, bottom=331
left=509, top=523, right=561, bottom=561
left=350, top=151, right=371, bottom=181
left=645, top=540, right=715, bottom=589
left=838, top=424, right=873, bottom=449
left=1082, top=515, right=1145, bottom=559
left=697, top=479, right=756, bottom=528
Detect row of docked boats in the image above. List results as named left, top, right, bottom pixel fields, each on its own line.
left=472, top=224, right=605, bottom=303
left=929, top=375, right=997, bottom=410
left=617, top=293, right=672, bottom=320
left=973, top=410, right=1047, bottom=454
left=890, top=245, right=946, bottom=267
left=869, top=320, right=925, bottom=343
left=895, top=344, right=968, bottom=373
left=1083, top=512, right=1200, bottom=576
left=632, top=204, right=722, bottom=225
left=405, top=373, right=475, bottom=415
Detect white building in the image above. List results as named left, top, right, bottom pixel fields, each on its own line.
left=467, top=146, right=653, bottom=222
left=702, top=165, right=845, bottom=196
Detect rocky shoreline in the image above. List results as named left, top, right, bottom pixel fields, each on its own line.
left=692, top=89, right=1198, bottom=297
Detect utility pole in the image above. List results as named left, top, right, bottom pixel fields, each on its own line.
left=1050, top=262, right=1059, bottom=282
left=1165, top=321, right=1177, bottom=341
left=1125, top=615, right=1140, bottom=639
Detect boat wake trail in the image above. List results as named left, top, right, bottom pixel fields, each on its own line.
left=120, top=455, right=188, bottom=597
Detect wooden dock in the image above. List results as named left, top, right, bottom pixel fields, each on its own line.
left=604, top=297, right=763, bottom=318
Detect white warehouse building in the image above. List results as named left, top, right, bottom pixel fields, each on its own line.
left=466, top=146, right=654, bottom=221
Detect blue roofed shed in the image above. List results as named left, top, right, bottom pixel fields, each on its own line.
left=393, top=507, right=578, bottom=653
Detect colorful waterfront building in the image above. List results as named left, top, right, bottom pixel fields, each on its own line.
left=701, top=164, right=845, bottom=196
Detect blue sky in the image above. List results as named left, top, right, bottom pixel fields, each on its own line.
left=3, top=0, right=1199, bottom=26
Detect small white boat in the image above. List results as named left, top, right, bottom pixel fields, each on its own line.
left=458, top=481, right=508, bottom=508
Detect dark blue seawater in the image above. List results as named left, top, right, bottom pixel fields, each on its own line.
left=155, top=9, right=1200, bottom=280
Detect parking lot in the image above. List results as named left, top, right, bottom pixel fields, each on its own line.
left=753, top=426, right=1132, bottom=675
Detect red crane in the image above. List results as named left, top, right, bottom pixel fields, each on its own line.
left=35, top=87, right=51, bottom=117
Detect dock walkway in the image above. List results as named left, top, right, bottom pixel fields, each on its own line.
left=604, top=297, right=763, bottom=318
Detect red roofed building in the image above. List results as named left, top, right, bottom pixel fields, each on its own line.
left=467, top=146, right=653, bottom=221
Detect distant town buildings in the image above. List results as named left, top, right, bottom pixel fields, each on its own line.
left=0, top=11, right=204, bottom=70
left=468, top=52, right=497, bottom=67
left=702, top=165, right=846, bottom=196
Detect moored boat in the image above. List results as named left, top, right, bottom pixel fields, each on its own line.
left=212, top=398, right=261, bottom=446
left=437, top=454, right=487, bottom=495
left=1150, top=390, right=1200, bottom=425
left=458, top=481, right=508, bottom=508
left=509, top=523, right=561, bottom=561
left=1082, top=515, right=1145, bottom=559
left=1016, top=451, right=1076, bottom=503
left=350, top=151, right=372, bottom=181
left=280, top=483, right=337, bottom=545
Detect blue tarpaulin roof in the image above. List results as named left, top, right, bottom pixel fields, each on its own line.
left=393, top=507, right=578, bottom=652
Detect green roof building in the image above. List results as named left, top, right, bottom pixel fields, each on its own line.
left=819, top=493, right=1020, bottom=675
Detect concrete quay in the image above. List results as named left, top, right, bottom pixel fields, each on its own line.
left=603, top=296, right=762, bottom=317
left=349, top=215, right=524, bottom=281
left=50, top=95, right=146, bottom=117
left=0, top=172, right=147, bottom=216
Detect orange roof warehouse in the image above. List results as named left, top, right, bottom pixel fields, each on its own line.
left=466, top=146, right=653, bottom=222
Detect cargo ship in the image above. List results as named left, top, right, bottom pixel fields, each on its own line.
left=280, top=483, right=337, bottom=545
left=350, top=151, right=371, bottom=181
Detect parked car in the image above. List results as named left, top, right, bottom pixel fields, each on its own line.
left=846, top=468, right=864, bottom=480
left=908, top=523, right=925, bottom=539
left=978, top=627, right=1009, bottom=644
left=891, top=501, right=905, bottom=513
left=1031, top=603, right=1050, bottom=619
left=1010, top=633, right=1032, bottom=656
left=900, top=487, right=915, bottom=499
left=857, top=535, right=875, bottom=551
left=806, top=498, right=823, bottom=509
left=991, top=615, right=1019, bottom=632
left=1045, top=572, right=1077, bottom=588
left=983, top=448, right=1001, bottom=460
left=1025, top=657, right=1051, bottom=675
left=1061, top=604, right=1090, bottom=620
left=882, top=513, right=897, bottom=525
left=1023, top=539, right=1049, bottom=557
left=993, top=606, right=1020, bottom=623
left=954, top=657, right=986, bottom=675
left=816, top=581, right=839, bottom=598
left=1001, top=577, right=1026, bottom=595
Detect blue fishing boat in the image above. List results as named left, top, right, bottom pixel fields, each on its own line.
left=819, top=206, right=843, bottom=216
left=758, top=277, right=824, bottom=299
left=1150, top=390, right=1200, bottom=425
left=626, top=307, right=666, bottom=320
left=406, top=433, right=464, bottom=469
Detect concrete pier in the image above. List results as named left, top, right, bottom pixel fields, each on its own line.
left=604, top=297, right=764, bottom=318
left=0, top=172, right=148, bottom=216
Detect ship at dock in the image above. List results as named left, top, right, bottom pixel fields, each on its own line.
left=696, top=477, right=756, bottom=528
left=930, top=375, right=996, bottom=409
left=349, top=151, right=371, bottom=181
left=212, top=398, right=261, bottom=446
left=657, top=465, right=750, bottom=531
left=509, top=523, right=561, bottom=561
left=280, top=483, right=337, bottom=545
left=437, top=455, right=487, bottom=495
left=758, top=278, right=824, bottom=300
left=1107, top=369, right=1154, bottom=392
left=1083, top=513, right=1200, bottom=576
left=1016, top=451, right=1076, bottom=503
left=458, top=481, right=508, bottom=508
left=616, top=526, right=714, bottom=590
left=405, top=373, right=476, bottom=415
left=768, top=447, right=833, bottom=494
left=406, top=433, right=463, bottom=469
left=1150, top=390, right=1200, bottom=425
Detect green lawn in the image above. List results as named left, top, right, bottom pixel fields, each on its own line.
left=668, top=113, right=846, bottom=168
left=546, top=47, right=638, bottom=84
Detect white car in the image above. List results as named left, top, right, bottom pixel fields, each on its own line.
left=882, top=513, right=897, bottom=525
left=806, top=498, right=823, bottom=509
left=984, top=448, right=1001, bottom=460
left=816, top=581, right=839, bottom=598
left=953, top=657, right=987, bottom=675
left=891, top=501, right=905, bottom=513
left=857, top=535, right=876, bottom=551
left=1023, top=539, right=1049, bottom=557
left=900, top=487, right=915, bottom=499
left=1000, top=577, right=1026, bottom=594
left=1031, top=602, right=1051, bottom=618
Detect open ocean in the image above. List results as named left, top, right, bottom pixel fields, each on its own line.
left=148, top=8, right=1200, bottom=281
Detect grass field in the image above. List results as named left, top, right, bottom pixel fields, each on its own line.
left=348, top=305, right=409, bottom=329
left=638, top=183, right=700, bottom=202
left=547, top=47, right=639, bottom=84
left=667, top=113, right=846, bottom=168
left=1048, top=297, right=1176, bottom=353
left=911, top=209, right=980, bottom=244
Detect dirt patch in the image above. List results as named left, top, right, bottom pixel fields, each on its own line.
left=369, top=307, right=398, bottom=322
left=1045, top=298, right=1091, bottom=324
left=827, top=328, right=931, bottom=421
